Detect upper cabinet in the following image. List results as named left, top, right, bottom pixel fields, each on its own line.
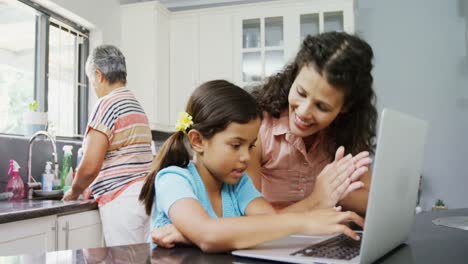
left=121, top=0, right=354, bottom=132
left=169, top=10, right=235, bottom=126
left=234, top=0, right=354, bottom=88
left=121, top=2, right=172, bottom=132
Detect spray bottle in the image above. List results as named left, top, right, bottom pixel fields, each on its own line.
left=6, top=160, right=24, bottom=200
left=61, top=145, right=73, bottom=189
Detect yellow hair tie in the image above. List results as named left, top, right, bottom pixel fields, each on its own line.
left=175, top=112, right=194, bottom=134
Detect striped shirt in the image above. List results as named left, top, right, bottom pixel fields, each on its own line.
left=84, top=87, right=153, bottom=206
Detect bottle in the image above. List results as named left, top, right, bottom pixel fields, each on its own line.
left=65, top=167, right=73, bottom=188
left=42, top=161, right=54, bottom=192
left=6, top=160, right=24, bottom=200
left=61, top=145, right=73, bottom=189
left=76, top=147, right=83, bottom=169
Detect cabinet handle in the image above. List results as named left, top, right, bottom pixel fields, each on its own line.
left=52, top=219, right=58, bottom=250
left=62, top=221, right=70, bottom=249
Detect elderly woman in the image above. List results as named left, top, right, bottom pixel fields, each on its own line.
left=63, top=45, right=153, bottom=247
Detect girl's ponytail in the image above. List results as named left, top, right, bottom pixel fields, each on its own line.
left=139, top=131, right=190, bottom=215
left=140, top=79, right=261, bottom=216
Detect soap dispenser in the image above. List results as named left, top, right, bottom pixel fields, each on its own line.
left=42, top=161, right=54, bottom=192
left=6, top=159, right=24, bottom=200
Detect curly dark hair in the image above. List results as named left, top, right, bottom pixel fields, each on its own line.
left=252, top=31, right=377, bottom=158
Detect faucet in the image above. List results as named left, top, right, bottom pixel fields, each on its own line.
left=27, top=130, right=59, bottom=199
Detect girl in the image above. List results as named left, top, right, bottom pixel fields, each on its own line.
left=249, top=31, right=376, bottom=214
left=139, top=80, right=364, bottom=252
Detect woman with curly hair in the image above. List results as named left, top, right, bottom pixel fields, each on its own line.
left=249, top=31, right=377, bottom=215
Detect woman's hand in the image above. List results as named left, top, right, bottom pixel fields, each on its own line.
left=63, top=189, right=80, bottom=201
left=151, top=224, right=191, bottom=248
left=308, top=146, right=371, bottom=208
left=300, top=207, right=364, bottom=240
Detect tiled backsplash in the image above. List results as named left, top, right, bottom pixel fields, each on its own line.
left=0, top=135, right=82, bottom=194
left=151, top=130, right=172, bottom=155
left=0, top=131, right=172, bottom=194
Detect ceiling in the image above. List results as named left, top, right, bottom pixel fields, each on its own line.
left=119, top=0, right=276, bottom=11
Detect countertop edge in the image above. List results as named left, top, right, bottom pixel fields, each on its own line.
left=0, top=201, right=98, bottom=224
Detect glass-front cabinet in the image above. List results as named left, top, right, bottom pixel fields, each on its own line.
left=235, top=0, right=354, bottom=88
left=241, top=17, right=285, bottom=85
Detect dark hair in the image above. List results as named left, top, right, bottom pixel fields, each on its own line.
left=139, top=80, right=262, bottom=215
left=86, top=44, right=127, bottom=85
left=252, top=31, right=377, bottom=157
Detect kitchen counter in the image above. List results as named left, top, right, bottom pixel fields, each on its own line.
left=0, top=199, right=97, bottom=224
left=0, top=209, right=467, bottom=263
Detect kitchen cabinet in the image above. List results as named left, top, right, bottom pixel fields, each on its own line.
left=0, top=210, right=103, bottom=256
left=168, top=11, right=235, bottom=126
left=0, top=215, right=56, bottom=256
left=169, top=14, right=199, bottom=126
left=198, top=13, right=235, bottom=85
left=57, top=210, right=104, bottom=251
left=233, top=0, right=354, bottom=88
left=121, top=2, right=172, bottom=132
left=120, top=0, right=354, bottom=132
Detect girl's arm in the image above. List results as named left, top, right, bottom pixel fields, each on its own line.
left=169, top=198, right=363, bottom=253
left=150, top=224, right=192, bottom=248
left=150, top=197, right=275, bottom=247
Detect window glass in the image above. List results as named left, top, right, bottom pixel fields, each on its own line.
left=48, top=22, right=82, bottom=136
left=0, top=0, right=37, bottom=134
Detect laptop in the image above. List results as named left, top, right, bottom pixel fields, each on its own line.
left=232, top=108, right=428, bottom=264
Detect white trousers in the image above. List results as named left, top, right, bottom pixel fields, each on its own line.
left=98, top=181, right=150, bottom=247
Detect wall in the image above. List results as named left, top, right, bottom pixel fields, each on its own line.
left=35, top=0, right=123, bottom=109
left=41, top=0, right=122, bottom=47
left=356, top=0, right=468, bottom=210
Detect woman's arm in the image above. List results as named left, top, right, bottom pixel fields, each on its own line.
left=248, top=146, right=371, bottom=214
left=63, top=129, right=108, bottom=200
left=169, top=198, right=363, bottom=253
left=279, top=149, right=370, bottom=214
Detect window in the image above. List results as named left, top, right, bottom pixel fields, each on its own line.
left=0, top=0, right=37, bottom=135
left=48, top=20, right=87, bottom=136
left=0, top=0, right=89, bottom=137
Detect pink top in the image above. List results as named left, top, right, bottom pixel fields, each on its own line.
left=259, top=111, right=331, bottom=207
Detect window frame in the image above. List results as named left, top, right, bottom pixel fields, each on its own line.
left=16, top=0, right=90, bottom=137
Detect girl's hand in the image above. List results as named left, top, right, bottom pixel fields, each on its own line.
left=151, top=224, right=191, bottom=248
left=309, top=146, right=371, bottom=208
left=301, top=207, right=364, bottom=240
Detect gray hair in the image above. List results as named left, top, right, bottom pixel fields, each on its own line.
left=86, top=45, right=127, bottom=85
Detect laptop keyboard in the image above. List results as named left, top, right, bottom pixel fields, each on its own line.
left=290, top=234, right=361, bottom=260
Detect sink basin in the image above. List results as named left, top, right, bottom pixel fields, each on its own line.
left=32, top=190, right=64, bottom=200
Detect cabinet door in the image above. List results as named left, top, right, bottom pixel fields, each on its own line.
left=121, top=3, right=157, bottom=125
left=0, top=215, right=56, bottom=256
left=57, top=210, right=103, bottom=251
left=121, top=3, right=172, bottom=131
left=233, top=0, right=355, bottom=87
left=170, top=15, right=199, bottom=126
left=199, top=13, right=234, bottom=84
left=153, top=6, right=171, bottom=131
